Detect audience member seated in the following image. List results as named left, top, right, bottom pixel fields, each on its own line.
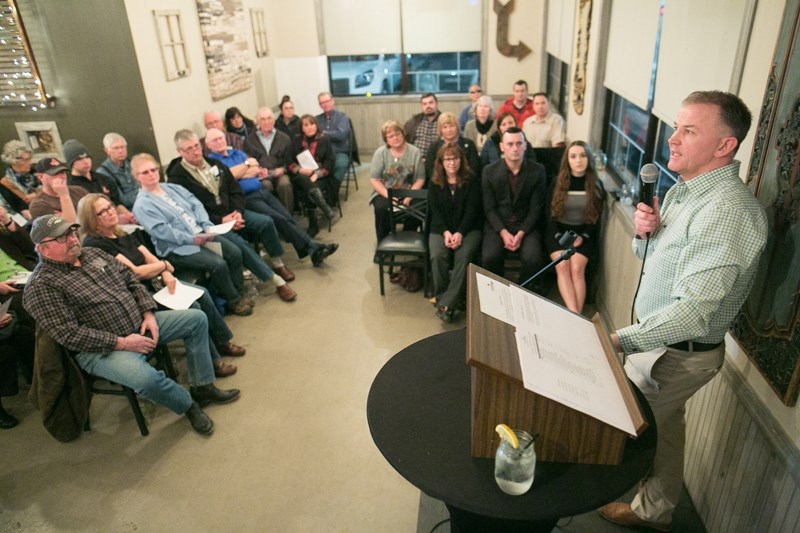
left=201, top=129, right=337, bottom=267
left=481, top=128, right=547, bottom=290
left=29, top=157, right=86, bottom=222
left=202, top=110, right=244, bottom=153
left=424, top=112, right=480, bottom=183
left=316, top=92, right=352, bottom=185
left=545, top=141, right=604, bottom=314
left=94, top=133, right=140, bottom=210
left=428, top=144, right=482, bottom=324
left=0, top=204, right=36, bottom=428
left=63, top=139, right=136, bottom=224
left=243, top=107, right=294, bottom=211
left=480, top=111, right=537, bottom=168
left=78, top=193, right=244, bottom=377
left=166, top=132, right=308, bottom=291
left=275, top=95, right=300, bottom=139
left=369, top=120, right=426, bottom=243
left=131, top=153, right=260, bottom=315
left=403, top=93, right=441, bottom=160
left=23, top=214, right=240, bottom=436
left=459, top=84, right=483, bottom=130
left=0, top=205, right=36, bottom=271
left=522, top=92, right=566, bottom=148
left=463, top=95, right=496, bottom=155
left=225, top=106, right=255, bottom=141
left=1, top=140, right=40, bottom=220
left=496, top=79, right=535, bottom=125
left=288, top=114, right=336, bottom=236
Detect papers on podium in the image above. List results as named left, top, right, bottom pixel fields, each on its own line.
left=152, top=279, right=204, bottom=310
left=475, top=272, right=639, bottom=436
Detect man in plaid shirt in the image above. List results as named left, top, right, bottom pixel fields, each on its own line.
left=598, top=91, right=767, bottom=531
left=23, top=215, right=241, bottom=436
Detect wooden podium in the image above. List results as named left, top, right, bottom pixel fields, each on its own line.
left=466, top=265, right=647, bottom=465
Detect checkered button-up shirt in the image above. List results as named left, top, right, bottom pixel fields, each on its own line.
left=23, top=247, right=156, bottom=354
left=617, top=162, right=767, bottom=353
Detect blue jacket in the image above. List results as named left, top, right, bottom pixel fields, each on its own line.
left=132, top=183, right=213, bottom=257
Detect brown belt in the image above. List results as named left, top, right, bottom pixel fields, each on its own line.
left=669, top=340, right=723, bottom=352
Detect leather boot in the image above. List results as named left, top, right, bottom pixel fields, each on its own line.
left=309, top=187, right=335, bottom=220
left=190, top=384, right=241, bottom=407
left=185, top=402, right=214, bottom=435
left=306, top=209, right=320, bottom=238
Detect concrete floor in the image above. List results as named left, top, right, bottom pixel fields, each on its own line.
left=0, top=164, right=704, bottom=532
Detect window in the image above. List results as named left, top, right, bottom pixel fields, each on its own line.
left=0, top=0, right=48, bottom=110
left=652, top=122, right=679, bottom=202
left=546, top=53, right=569, bottom=119
left=605, top=92, right=648, bottom=186
left=328, top=51, right=479, bottom=97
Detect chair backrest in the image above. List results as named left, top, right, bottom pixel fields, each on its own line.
left=386, top=188, right=428, bottom=233
left=348, top=118, right=361, bottom=165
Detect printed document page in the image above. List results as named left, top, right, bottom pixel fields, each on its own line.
left=510, top=285, right=636, bottom=435
left=153, top=280, right=204, bottom=310
left=475, top=272, right=516, bottom=326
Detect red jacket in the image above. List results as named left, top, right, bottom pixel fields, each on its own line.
left=496, top=96, right=534, bottom=126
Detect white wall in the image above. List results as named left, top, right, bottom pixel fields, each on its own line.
left=123, top=0, right=271, bottom=161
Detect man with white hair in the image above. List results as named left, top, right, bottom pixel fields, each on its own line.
left=243, top=107, right=294, bottom=211
left=95, top=133, right=139, bottom=209
left=201, top=110, right=244, bottom=154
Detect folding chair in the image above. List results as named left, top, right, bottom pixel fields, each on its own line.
left=374, top=189, right=429, bottom=296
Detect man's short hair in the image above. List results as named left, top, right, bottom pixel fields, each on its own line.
left=102, top=133, right=126, bottom=149
left=514, top=80, right=528, bottom=90
left=173, top=129, right=198, bottom=148
left=531, top=92, right=549, bottom=101
left=420, top=92, right=438, bottom=102
left=683, top=90, right=752, bottom=148
left=256, top=106, right=274, bottom=120
left=501, top=126, right=526, bottom=143
left=318, top=91, right=333, bottom=101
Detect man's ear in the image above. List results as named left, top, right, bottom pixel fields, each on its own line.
left=716, top=136, right=738, bottom=158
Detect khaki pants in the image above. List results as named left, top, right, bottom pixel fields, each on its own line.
left=630, top=344, right=724, bottom=525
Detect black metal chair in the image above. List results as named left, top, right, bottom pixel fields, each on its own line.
left=374, top=188, right=429, bottom=296
left=83, top=345, right=177, bottom=437
left=343, top=118, right=360, bottom=201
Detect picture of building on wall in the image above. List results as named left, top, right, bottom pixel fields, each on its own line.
left=15, top=121, right=63, bottom=162
left=196, top=0, right=253, bottom=100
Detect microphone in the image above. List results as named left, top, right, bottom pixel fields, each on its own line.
left=639, top=163, right=658, bottom=207
left=558, top=230, right=577, bottom=249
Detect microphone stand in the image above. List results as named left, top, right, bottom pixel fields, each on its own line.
left=519, top=246, right=577, bottom=290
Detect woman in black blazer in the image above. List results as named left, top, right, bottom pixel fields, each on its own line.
left=428, top=144, right=483, bottom=323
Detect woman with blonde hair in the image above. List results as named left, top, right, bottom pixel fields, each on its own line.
left=368, top=120, right=425, bottom=242
left=545, top=140, right=604, bottom=313
left=78, top=192, right=244, bottom=377
left=463, top=95, right=496, bottom=154
left=424, top=112, right=480, bottom=182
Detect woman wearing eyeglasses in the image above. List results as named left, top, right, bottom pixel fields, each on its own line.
left=78, top=193, right=243, bottom=377
left=1, top=140, right=40, bottom=220
left=428, top=144, right=482, bottom=323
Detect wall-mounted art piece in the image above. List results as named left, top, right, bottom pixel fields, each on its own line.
left=15, top=121, right=62, bottom=162
left=196, top=0, right=252, bottom=100
left=250, top=8, right=268, bottom=58
left=153, top=10, right=191, bottom=81
left=730, top=0, right=800, bottom=406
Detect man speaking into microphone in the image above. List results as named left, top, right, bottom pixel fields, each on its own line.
left=598, top=91, right=767, bottom=531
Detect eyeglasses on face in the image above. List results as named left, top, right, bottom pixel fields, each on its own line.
left=95, top=204, right=116, bottom=217
left=41, top=227, right=78, bottom=245
left=443, top=156, right=459, bottom=163
left=137, top=167, right=159, bottom=177
left=469, top=89, right=482, bottom=94
left=179, top=142, right=202, bottom=153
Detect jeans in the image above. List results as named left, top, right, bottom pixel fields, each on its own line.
left=190, top=283, right=233, bottom=361
left=218, top=230, right=274, bottom=282
left=75, top=309, right=215, bottom=414
left=168, top=241, right=244, bottom=304
left=244, top=190, right=315, bottom=258
left=333, top=152, right=349, bottom=183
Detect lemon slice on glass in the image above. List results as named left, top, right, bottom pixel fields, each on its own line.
left=495, top=423, right=519, bottom=449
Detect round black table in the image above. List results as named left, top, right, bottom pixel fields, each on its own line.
left=367, top=328, right=657, bottom=533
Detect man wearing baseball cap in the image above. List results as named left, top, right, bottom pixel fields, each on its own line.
left=28, top=157, right=86, bottom=223
left=23, top=214, right=241, bottom=435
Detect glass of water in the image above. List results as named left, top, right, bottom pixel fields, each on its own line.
left=494, top=429, right=536, bottom=495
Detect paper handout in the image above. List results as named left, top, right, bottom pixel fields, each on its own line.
left=199, top=220, right=236, bottom=236
left=475, top=272, right=515, bottom=326
left=296, top=149, right=319, bottom=170
left=152, top=279, right=204, bottom=310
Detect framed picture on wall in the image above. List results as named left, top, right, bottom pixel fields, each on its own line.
left=15, top=121, right=63, bottom=162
